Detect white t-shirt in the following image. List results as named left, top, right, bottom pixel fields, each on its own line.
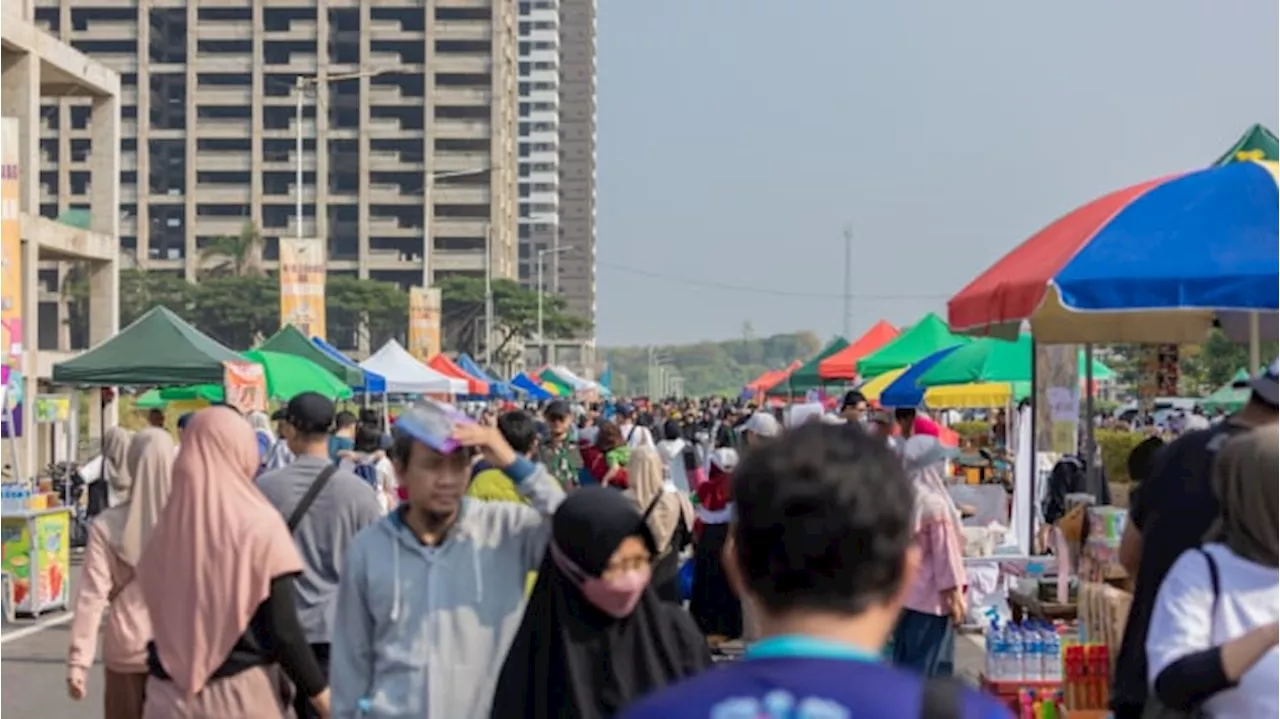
left=1147, top=543, right=1279, bottom=719
left=619, top=422, right=654, bottom=449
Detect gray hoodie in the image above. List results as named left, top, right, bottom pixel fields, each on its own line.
left=330, top=457, right=564, bottom=718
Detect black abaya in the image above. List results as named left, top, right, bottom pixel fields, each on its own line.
left=689, top=523, right=742, bottom=639
left=490, top=488, right=712, bottom=719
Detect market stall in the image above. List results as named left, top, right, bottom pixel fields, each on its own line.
left=360, top=340, right=468, bottom=395
left=1, top=496, right=71, bottom=617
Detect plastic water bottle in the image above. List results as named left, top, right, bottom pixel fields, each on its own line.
left=1022, top=622, right=1044, bottom=681
left=1006, top=624, right=1025, bottom=681
left=1041, top=624, right=1063, bottom=682
left=985, top=621, right=1003, bottom=680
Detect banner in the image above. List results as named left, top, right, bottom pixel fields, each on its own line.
left=2, top=118, right=22, bottom=366
left=222, top=361, right=267, bottom=414
left=408, top=287, right=442, bottom=361
left=279, top=238, right=326, bottom=340
left=1035, top=343, right=1080, bottom=456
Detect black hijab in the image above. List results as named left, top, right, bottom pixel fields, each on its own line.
left=490, top=487, right=712, bottom=719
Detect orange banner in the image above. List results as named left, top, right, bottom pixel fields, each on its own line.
left=2, top=118, right=23, bottom=367
left=279, top=238, right=326, bottom=340
left=408, top=287, right=442, bottom=361
left=223, top=361, right=267, bottom=413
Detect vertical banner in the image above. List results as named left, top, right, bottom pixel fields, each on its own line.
left=408, top=287, right=442, bottom=361
left=222, top=361, right=267, bottom=414
left=1, top=118, right=22, bottom=366
left=1035, top=343, right=1080, bottom=456
left=279, top=238, right=326, bottom=340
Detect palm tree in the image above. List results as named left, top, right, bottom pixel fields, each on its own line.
left=199, top=221, right=263, bottom=278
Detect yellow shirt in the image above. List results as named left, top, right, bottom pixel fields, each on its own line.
left=467, top=468, right=536, bottom=596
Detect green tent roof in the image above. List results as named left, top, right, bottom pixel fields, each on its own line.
left=857, top=313, right=971, bottom=378
left=259, top=324, right=364, bottom=386
left=917, top=335, right=1115, bottom=387
left=1213, top=123, right=1279, bottom=166
left=767, top=337, right=849, bottom=395
left=1201, top=368, right=1252, bottom=413
left=150, top=350, right=352, bottom=404
left=52, top=306, right=244, bottom=386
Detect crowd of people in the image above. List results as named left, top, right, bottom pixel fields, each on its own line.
left=60, top=362, right=1279, bottom=718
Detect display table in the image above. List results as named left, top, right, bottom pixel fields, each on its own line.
left=1008, top=587, right=1078, bottom=624
left=0, top=507, right=72, bottom=616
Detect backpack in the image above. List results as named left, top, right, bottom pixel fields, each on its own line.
left=353, top=461, right=379, bottom=490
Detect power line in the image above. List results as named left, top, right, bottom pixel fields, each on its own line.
left=594, top=260, right=949, bottom=301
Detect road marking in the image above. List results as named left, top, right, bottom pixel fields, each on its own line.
left=0, top=613, right=73, bottom=644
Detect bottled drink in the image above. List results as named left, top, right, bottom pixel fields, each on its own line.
left=1042, top=625, right=1063, bottom=682
left=1006, top=624, right=1025, bottom=681
left=1022, top=622, right=1044, bottom=681
left=985, top=621, right=1003, bottom=680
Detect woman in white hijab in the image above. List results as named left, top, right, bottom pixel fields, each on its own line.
left=627, top=447, right=696, bottom=603
left=67, top=428, right=177, bottom=718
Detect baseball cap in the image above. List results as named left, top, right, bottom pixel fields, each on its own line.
left=738, top=411, right=781, bottom=438
left=1241, top=360, right=1279, bottom=407
left=283, top=392, right=336, bottom=434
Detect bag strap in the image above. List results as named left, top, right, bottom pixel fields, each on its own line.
left=919, top=676, right=965, bottom=719
left=1196, top=547, right=1221, bottom=627
left=287, top=465, right=339, bottom=533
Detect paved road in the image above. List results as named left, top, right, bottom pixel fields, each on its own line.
left=2, top=559, right=100, bottom=718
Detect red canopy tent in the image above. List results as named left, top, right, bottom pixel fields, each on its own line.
left=428, top=354, right=489, bottom=395
left=746, top=360, right=802, bottom=393
left=817, top=320, right=899, bottom=380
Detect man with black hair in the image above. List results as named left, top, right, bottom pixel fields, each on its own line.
left=257, top=393, right=382, bottom=719
left=469, top=410, right=540, bottom=503
left=840, top=390, right=869, bottom=424
left=1111, top=361, right=1280, bottom=719
left=330, top=410, right=359, bottom=462
left=539, top=400, right=583, bottom=490
left=621, top=423, right=1009, bottom=719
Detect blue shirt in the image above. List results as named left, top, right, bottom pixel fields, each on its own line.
left=618, top=635, right=1011, bottom=719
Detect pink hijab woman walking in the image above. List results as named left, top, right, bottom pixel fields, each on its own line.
left=67, top=428, right=176, bottom=718
left=136, top=408, right=330, bottom=718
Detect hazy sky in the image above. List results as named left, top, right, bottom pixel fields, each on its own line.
left=594, top=0, right=1279, bottom=347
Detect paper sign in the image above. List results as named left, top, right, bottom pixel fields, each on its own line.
left=223, top=361, right=267, bottom=413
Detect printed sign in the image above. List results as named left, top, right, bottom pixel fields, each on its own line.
left=279, top=238, right=327, bottom=340
left=33, top=395, right=71, bottom=424
left=223, top=361, right=267, bottom=413
left=1, top=118, right=23, bottom=367
left=408, top=287, right=442, bottom=361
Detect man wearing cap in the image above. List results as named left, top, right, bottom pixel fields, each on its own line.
left=737, top=411, right=781, bottom=447
left=263, top=407, right=296, bottom=471
left=1111, top=361, right=1280, bottom=719
left=257, top=392, right=383, bottom=719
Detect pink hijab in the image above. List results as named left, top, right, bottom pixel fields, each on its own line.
left=136, top=408, right=302, bottom=696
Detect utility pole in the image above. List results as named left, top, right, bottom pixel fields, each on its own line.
left=842, top=224, right=854, bottom=339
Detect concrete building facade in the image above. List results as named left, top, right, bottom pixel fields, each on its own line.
left=516, top=0, right=596, bottom=369
left=31, top=0, right=518, bottom=351
left=3, top=0, right=121, bottom=471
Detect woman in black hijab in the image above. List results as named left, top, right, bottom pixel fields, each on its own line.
left=491, top=487, right=712, bottom=719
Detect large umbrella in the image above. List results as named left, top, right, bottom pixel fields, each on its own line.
left=147, top=350, right=353, bottom=405
left=817, top=320, right=899, bottom=380
left=766, top=339, right=849, bottom=395
left=1200, top=368, right=1252, bottom=413
left=428, top=354, right=489, bottom=396
left=948, top=159, right=1279, bottom=346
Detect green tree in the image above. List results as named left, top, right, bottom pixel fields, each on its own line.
left=1180, top=329, right=1278, bottom=392
left=187, top=275, right=279, bottom=349
left=438, top=275, right=591, bottom=361
left=199, top=221, right=263, bottom=278
left=326, top=276, right=409, bottom=350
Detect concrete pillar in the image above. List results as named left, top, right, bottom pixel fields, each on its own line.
left=89, top=95, right=120, bottom=430
left=136, top=0, right=152, bottom=264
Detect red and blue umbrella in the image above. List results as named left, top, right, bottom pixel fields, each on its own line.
left=949, top=159, right=1278, bottom=344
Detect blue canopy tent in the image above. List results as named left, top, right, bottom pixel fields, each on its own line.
left=877, top=346, right=964, bottom=407
left=511, top=373, right=554, bottom=400
left=456, top=353, right=514, bottom=399
left=310, top=337, right=387, bottom=393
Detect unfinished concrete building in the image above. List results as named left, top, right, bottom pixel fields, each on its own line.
left=32, top=0, right=518, bottom=351
left=3, top=0, right=122, bottom=469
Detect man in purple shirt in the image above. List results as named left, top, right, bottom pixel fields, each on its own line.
left=620, top=422, right=1010, bottom=719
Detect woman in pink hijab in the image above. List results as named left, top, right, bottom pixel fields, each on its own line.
left=67, top=428, right=176, bottom=718
left=136, top=407, right=330, bottom=718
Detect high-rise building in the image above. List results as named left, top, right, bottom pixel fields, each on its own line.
left=32, top=0, right=518, bottom=351
left=516, top=0, right=596, bottom=368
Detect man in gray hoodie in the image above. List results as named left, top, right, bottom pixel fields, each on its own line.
left=330, top=413, right=566, bottom=718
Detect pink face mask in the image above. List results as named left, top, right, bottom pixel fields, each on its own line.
left=549, top=541, right=651, bottom=619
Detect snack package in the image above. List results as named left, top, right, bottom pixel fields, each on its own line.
left=393, top=399, right=474, bottom=455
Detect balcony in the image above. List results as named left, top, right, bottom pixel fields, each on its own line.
left=264, top=20, right=317, bottom=40
left=191, top=186, right=253, bottom=204
left=368, top=149, right=422, bottom=172
left=431, top=218, right=489, bottom=238
left=430, top=249, right=485, bottom=273
left=434, top=20, right=491, bottom=41
left=433, top=120, right=489, bottom=140
left=432, top=87, right=491, bottom=106
left=196, top=86, right=254, bottom=106
left=432, top=151, right=491, bottom=173
left=195, top=56, right=254, bottom=73
left=262, top=153, right=316, bottom=172
left=433, top=55, right=491, bottom=75
left=197, top=21, right=253, bottom=40
left=198, top=119, right=253, bottom=138
left=193, top=152, right=253, bottom=172
left=433, top=185, right=490, bottom=205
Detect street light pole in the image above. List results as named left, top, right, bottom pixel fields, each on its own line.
left=294, top=68, right=389, bottom=242
left=536, top=245, right=573, bottom=366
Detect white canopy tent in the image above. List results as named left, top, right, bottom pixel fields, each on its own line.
left=550, top=365, right=601, bottom=393
left=360, top=339, right=469, bottom=394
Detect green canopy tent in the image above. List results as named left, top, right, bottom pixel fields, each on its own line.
left=1201, top=368, right=1252, bottom=413
left=856, top=313, right=972, bottom=379
left=1213, top=123, right=1279, bottom=166
left=537, top=368, right=575, bottom=398
left=137, top=349, right=352, bottom=407
left=767, top=338, right=850, bottom=395
left=916, top=334, right=1115, bottom=386
left=259, top=324, right=364, bottom=387
left=52, top=306, right=244, bottom=386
